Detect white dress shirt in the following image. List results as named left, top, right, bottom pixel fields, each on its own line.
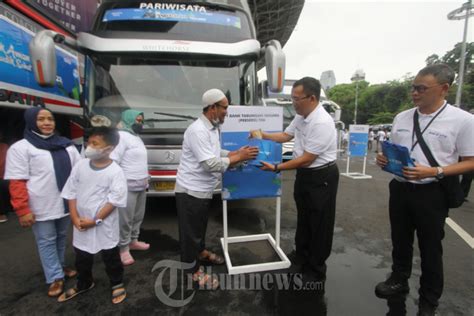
left=285, top=103, right=337, bottom=168
left=176, top=115, right=230, bottom=197
left=391, top=102, right=474, bottom=183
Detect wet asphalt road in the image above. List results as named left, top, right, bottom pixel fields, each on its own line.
left=0, top=153, right=473, bottom=315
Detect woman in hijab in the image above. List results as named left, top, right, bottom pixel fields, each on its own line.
left=4, top=108, right=81, bottom=297
left=111, top=109, right=149, bottom=266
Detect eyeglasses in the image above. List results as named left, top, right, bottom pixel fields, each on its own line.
left=291, top=95, right=312, bottom=102
left=411, top=84, right=443, bottom=94
left=214, top=103, right=229, bottom=110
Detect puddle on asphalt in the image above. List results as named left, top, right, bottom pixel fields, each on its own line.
left=212, top=237, right=420, bottom=315
left=223, top=240, right=421, bottom=315
left=326, top=247, right=418, bottom=315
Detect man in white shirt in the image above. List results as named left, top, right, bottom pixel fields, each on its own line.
left=368, top=129, right=375, bottom=151
left=376, top=129, right=386, bottom=153
left=342, top=129, right=349, bottom=152
left=175, top=89, right=258, bottom=287
left=252, top=77, right=339, bottom=286
left=375, top=64, right=474, bottom=316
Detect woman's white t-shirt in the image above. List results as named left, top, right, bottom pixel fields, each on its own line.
left=110, top=131, right=148, bottom=191
left=61, top=159, right=127, bottom=254
left=4, top=139, right=81, bottom=221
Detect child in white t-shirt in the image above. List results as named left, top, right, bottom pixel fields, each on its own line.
left=59, top=127, right=127, bottom=304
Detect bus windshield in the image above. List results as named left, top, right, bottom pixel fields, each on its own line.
left=87, top=57, right=255, bottom=131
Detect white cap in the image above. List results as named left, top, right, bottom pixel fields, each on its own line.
left=90, top=115, right=111, bottom=127
left=202, top=89, right=226, bottom=108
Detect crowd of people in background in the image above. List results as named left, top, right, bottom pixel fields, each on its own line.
left=340, top=125, right=391, bottom=155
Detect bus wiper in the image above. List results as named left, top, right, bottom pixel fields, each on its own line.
left=154, top=112, right=198, bottom=121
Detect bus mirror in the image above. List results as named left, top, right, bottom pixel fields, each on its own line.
left=29, top=30, right=58, bottom=87
left=265, top=40, right=286, bottom=93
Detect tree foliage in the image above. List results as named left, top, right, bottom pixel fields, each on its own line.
left=328, top=42, right=473, bottom=127
left=425, top=42, right=473, bottom=107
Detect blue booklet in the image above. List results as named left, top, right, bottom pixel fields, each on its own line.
left=381, top=141, right=415, bottom=177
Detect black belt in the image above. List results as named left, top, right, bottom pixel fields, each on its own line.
left=298, top=161, right=336, bottom=173
left=396, top=180, right=440, bottom=191
left=309, top=161, right=336, bottom=170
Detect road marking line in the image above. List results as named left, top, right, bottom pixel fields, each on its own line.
left=446, top=218, right=474, bottom=249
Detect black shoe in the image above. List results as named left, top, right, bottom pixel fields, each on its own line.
left=417, top=301, right=437, bottom=316
left=287, top=251, right=307, bottom=274
left=375, top=276, right=409, bottom=298
left=386, top=294, right=408, bottom=316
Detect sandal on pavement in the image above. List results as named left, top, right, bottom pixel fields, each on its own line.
left=57, top=283, right=95, bottom=303
left=48, top=279, right=64, bottom=297
left=63, top=267, right=77, bottom=278
left=198, top=250, right=225, bottom=265
left=111, top=283, right=127, bottom=304
left=192, top=267, right=219, bottom=290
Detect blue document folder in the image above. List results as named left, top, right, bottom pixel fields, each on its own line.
left=381, top=141, right=415, bottom=177
left=247, top=138, right=280, bottom=166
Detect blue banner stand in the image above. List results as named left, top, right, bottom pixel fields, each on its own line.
left=219, top=106, right=290, bottom=275
left=341, top=125, right=372, bottom=180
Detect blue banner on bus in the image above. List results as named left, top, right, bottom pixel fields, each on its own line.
left=102, top=8, right=242, bottom=29
left=0, top=16, right=81, bottom=102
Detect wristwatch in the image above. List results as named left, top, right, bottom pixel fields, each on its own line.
left=435, top=167, right=445, bottom=180
left=95, top=218, right=103, bottom=226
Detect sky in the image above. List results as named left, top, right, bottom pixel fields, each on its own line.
left=264, top=0, right=473, bottom=85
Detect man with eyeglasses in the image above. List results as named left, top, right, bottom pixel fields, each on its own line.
left=250, top=77, right=339, bottom=287
left=175, top=89, right=258, bottom=288
left=375, top=64, right=474, bottom=316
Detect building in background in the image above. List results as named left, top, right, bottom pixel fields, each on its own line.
left=320, top=70, right=336, bottom=91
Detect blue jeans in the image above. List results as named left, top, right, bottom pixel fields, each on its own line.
left=31, top=216, right=70, bottom=284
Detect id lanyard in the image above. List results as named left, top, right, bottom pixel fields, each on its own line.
left=410, top=102, right=447, bottom=154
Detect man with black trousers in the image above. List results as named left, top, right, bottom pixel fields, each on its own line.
left=175, top=89, right=258, bottom=288
left=375, top=64, right=474, bottom=316
left=252, top=77, right=339, bottom=287
left=460, top=171, right=472, bottom=201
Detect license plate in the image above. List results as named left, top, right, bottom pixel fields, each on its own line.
left=153, top=181, right=175, bottom=191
